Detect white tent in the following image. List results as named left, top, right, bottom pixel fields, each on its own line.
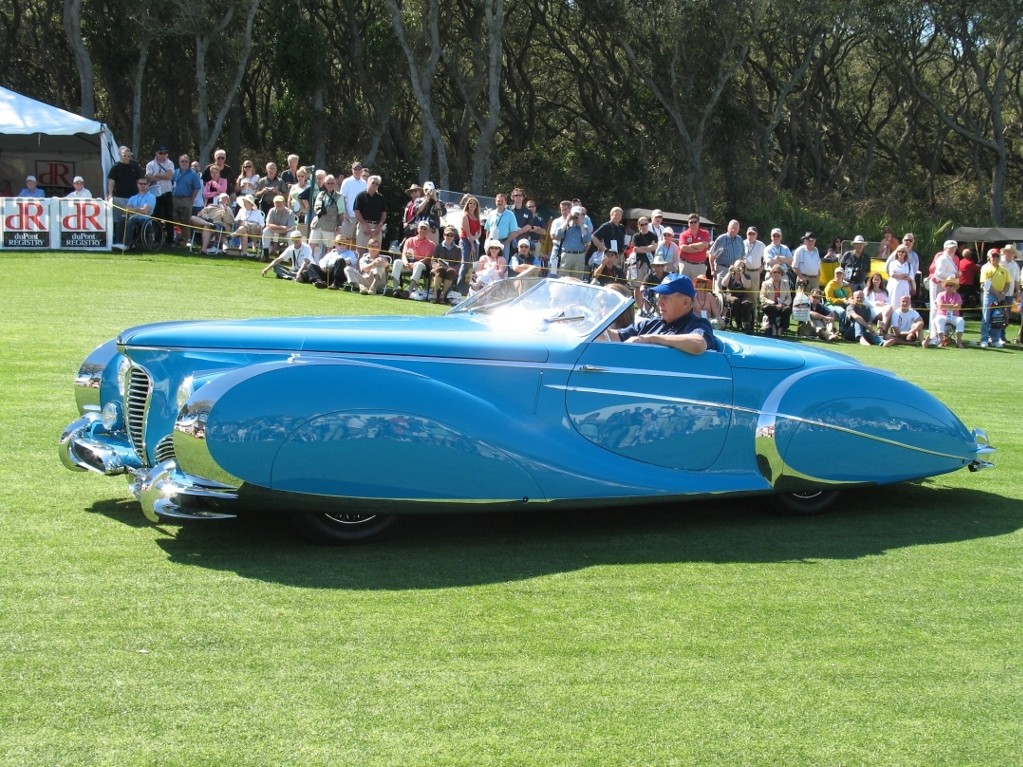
left=0, top=86, right=119, bottom=197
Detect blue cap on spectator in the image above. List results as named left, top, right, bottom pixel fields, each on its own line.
left=649, top=273, right=696, bottom=298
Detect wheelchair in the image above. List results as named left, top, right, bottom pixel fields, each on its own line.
left=116, top=216, right=165, bottom=252
left=136, top=217, right=165, bottom=252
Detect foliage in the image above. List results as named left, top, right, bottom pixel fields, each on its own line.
left=3, top=0, right=1023, bottom=224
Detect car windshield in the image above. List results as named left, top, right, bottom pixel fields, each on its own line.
left=450, top=276, right=631, bottom=336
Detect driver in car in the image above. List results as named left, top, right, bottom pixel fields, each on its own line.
left=606, top=273, right=716, bottom=355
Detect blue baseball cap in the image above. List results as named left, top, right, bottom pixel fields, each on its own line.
left=649, top=273, right=696, bottom=298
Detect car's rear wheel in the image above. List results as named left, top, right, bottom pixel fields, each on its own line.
left=769, top=489, right=841, bottom=516
left=291, top=511, right=397, bottom=545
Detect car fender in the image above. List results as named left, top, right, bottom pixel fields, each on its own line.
left=755, top=366, right=975, bottom=490
left=175, top=357, right=546, bottom=503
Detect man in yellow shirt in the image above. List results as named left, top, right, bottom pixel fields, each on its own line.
left=979, top=249, right=1011, bottom=347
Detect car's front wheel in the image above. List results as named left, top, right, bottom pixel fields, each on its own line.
left=769, top=489, right=841, bottom=516
left=291, top=511, right=397, bottom=545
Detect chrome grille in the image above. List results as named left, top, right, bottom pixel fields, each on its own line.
left=153, top=434, right=176, bottom=463
left=125, top=365, right=152, bottom=465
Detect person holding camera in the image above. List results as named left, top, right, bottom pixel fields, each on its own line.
left=720, top=261, right=753, bottom=332
left=550, top=204, right=592, bottom=280
left=591, top=249, right=626, bottom=286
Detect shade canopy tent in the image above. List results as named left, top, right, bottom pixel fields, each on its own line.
left=0, top=86, right=119, bottom=196
left=950, top=226, right=1023, bottom=245
left=625, top=208, right=717, bottom=229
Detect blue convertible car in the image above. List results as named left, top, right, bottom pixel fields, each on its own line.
left=60, top=277, right=994, bottom=543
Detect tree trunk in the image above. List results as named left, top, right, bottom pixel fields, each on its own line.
left=62, top=0, right=95, bottom=119
left=469, top=0, right=503, bottom=193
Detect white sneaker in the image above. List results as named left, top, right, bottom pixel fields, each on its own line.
left=980, top=341, right=988, bottom=348
left=994, top=339, right=1005, bottom=348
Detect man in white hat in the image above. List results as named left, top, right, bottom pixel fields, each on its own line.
left=1000, top=243, right=1020, bottom=315
left=65, top=176, right=93, bottom=199
left=262, top=230, right=319, bottom=284
left=19, top=175, right=45, bottom=198
left=840, top=235, right=871, bottom=291
left=742, top=225, right=765, bottom=292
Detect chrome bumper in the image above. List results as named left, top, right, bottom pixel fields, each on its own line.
left=968, top=428, right=996, bottom=472
left=130, top=460, right=238, bottom=523
left=59, top=412, right=143, bottom=475
left=60, top=414, right=238, bottom=523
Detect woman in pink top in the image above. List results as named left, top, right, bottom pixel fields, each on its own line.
left=203, top=165, right=228, bottom=204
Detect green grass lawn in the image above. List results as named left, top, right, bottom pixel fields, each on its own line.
left=1, top=252, right=1020, bottom=766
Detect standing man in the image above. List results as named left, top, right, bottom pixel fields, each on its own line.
left=524, top=199, right=546, bottom=261
left=201, top=149, right=232, bottom=187
left=171, top=154, right=202, bottom=246
left=107, top=146, right=144, bottom=229
left=709, top=219, right=744, bottom=283
left=549, top=203, right=591, bottom=280
left=508, top=187, right=533, bottom=245
left=649, top=209, right=665, bottom=240
left=1000, top=243, right=1020, bottom=317
left=338, top=161, right=367, bottom=248
left=793, top=231, right=822, bottom=288
left=591, top=207, right=627, bottom=259
left=280, top=154, right=300, bottom=186
left=742, top=225, right=765, bottom=293
left=483, top=193, right=518, bottom=258
left=353, top=175, right=387, bottom=253
left=146, top=146, right=175, bottom=244
left=979, top=249, right=1011, bottom=348
left=255, top=162, right=286, bottom=215
left=678, top=213, right=711, bottom=280
left=547, top=200, right=571, bottom=275
left=840, top=235, right=871, bottom=292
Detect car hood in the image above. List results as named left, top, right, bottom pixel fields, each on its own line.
left=117, top=315, right=552, bottom=363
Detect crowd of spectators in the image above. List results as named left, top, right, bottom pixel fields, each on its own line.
left=7, top=144, right=1021, bottom=347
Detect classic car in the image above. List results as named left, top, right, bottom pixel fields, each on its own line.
left=60, top=276, right=995, bottom=544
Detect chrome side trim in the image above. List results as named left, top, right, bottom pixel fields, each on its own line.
left=59, top=413, right=142, bottom=475
left=131, top=460, right=238, bottom=523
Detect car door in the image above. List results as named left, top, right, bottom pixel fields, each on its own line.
left=565, top=341, right=733, bottom=470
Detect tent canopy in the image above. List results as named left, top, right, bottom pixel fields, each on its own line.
left=950, top=226, right=1023, bottom=244
left=625, top=208, right=717, bottom=229
left=0, top=86, right=119, bottom=195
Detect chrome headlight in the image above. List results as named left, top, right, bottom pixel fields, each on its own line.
left=101, top=401, right=122, bottom=430
left=176, top=376, right=195, bottom=411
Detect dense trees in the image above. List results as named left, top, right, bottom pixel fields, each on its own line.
left=3, top=0, right=1021, bottom=227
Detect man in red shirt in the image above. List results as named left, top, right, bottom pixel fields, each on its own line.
left=678, top=213, right=711, bottom=280
left=389, top=221, right=434, bottom=296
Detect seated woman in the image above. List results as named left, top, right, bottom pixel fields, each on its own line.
left=231, top=195, right=265, bottom=254
left=190, top=193, right=234, bottom=254
left=864, top=271, right=891, bottom=328
left=691, top=275, right=722, bottom=327
left=759, top=265, right=792, bottom=337
left=718, top=261, right=753, bottom=332
left=925, top=277, right=965, bottom=348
